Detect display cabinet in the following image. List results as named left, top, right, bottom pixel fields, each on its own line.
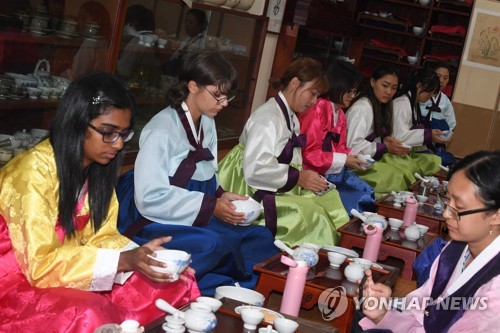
left=354, top=0, right=472, bottom=86
left=0, top=0, right=269, bottom=165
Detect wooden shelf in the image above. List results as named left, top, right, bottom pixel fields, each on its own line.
left=355, top=0, right=471, bottom=83
left=358, top=23, right=424, bottom=39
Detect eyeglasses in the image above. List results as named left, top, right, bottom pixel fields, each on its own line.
left=202, top=86, right=235, bottom=105
left=88, top=123, right=134, bottom=143
left=443, top=202, right=495, bottom=221
left=348, top=89, right=358, bottom=96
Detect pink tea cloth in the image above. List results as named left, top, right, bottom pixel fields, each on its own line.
left=431, top=25, right=467, bottom=36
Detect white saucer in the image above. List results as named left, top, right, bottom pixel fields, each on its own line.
left=234, top=306, right=284, bottom=324
left=322, top=245, right=359, bottom=258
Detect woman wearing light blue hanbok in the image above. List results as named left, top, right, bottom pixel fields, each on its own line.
left=116, top=50, right=278, bottom=296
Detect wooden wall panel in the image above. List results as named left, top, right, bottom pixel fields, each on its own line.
left=448, top=102, right=494, bottom=158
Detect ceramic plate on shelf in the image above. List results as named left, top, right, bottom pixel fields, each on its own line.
left=234, top=306, right=284, bottom=324
left=322, top=245, right=359, bottom=258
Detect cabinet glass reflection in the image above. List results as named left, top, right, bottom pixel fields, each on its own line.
left=116, top=2, right=258, bottom=150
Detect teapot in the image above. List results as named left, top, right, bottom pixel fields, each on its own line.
left=350, top=208, right=388, bottom=230
left=404, top=223, right=421, bottom=241
left=156, top=299, right=217, bottom=333
left=344, top=261, right=365, bottom=283
left=33, top=59, right=54, bottom=88
left=274, top=239, right=320, bottom=267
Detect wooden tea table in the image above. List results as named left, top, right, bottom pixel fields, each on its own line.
left=144, top=297, right=338, bottom=333
left=338, top=217, right=437, bottom=280
left=253, top=250, right=399, bottom=333
left=375, top=193, right=445, bottom=234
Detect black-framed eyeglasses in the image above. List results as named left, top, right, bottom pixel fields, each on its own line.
left=88, top=123, right=134, bottom=143
left=443, top=202, right=496, bottom=221
left=202, top=86, right=235, bottom=105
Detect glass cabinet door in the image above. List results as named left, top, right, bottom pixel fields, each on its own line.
left=115, top=0, right=266, bottom=153
left=0, top=0, right=120, bottom=133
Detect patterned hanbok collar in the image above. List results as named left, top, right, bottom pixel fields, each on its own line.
left=448, top=235, right=500, bottom=295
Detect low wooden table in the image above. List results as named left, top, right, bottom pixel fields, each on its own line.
left=144, top=298, right=338, bottom=333
left=338, top=218, right=437, bottom=280
left=375, top=193, right=445, bottom=234
left=253, top=250, right=399, bottom=333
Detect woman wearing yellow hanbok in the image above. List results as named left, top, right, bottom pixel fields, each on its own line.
left=0, top=72, right=199, bottom=333
left=218, top=58, right=349, bottom=247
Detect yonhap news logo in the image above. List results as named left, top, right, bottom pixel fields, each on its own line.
left=318, top=287, right=489, bottom=321
left=318, top=287, right=349, bottom=320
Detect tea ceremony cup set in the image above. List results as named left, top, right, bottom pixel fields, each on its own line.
left=0, top=128, right=50, bottom=166
left=3, top=59, right=72, bottom=101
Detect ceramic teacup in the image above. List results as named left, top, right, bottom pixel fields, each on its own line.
left=148, top=249, right=190, bottom=280
left=327, top=252, right=347, bottom=268
left=196, top=296, right=222, bottom=312
left=273, top=318, right=299, bottom=333
left=240, top=308, right=264, bottom=330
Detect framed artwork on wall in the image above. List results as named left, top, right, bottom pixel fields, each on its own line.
left=462, top=7, right=500, bottom=72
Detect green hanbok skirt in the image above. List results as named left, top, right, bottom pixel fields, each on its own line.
left=218, top=144, right=350, bottom=248
left=354, top=150, right=441, bottom=198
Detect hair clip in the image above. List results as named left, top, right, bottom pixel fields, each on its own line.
left=92, top=96, right=102, bottom=105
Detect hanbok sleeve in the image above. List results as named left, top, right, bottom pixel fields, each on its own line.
left=440, top=94, right=456, bottom=130
left=134, top=127, right=213, bottom=227
left=242, top=105, right=299, bottom=192
left=346, top=99, right=378, bottom=157
left=392, top=97, right=431, bottom=146
left=299, top=99, right=336, bottom=175
left=359, top=253, right=436, bottom=332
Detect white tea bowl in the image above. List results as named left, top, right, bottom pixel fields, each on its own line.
left=327, top=251, right=347, bottom=268
left=388, top=218, right=404, bottom=230
left=232, top=197, right=262, bottom=225
left=356, top=154, right=375, bottom=168
left=0, top=148, right=13, bottom=163
left=148, top=249, right=190, bottom=280
left=416, top=224, right=429, bottom=236
left=214, top=286, right=265, bottom=306
left=416, top=195, right=429, bottom=205
left=240, top=308, right=264, bottom=330
left=353, top=258, right=373, bottom=270
left=407, top=56, right=418, bottom=64
left=412, top=26, right=424, bottom=35
left=196, top=296, right=222, bottom=312
left=273, top=317, right=299, bottom=333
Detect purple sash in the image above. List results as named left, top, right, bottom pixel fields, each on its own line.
left=322, top=132, right=340, bottom=152
left=252, top=96, right=304, bottom=235
left=423, top=240, right=500, bottom=332
left=424, top=93, right=442, bottom=128
left=170, top=108, right=214, bottom=188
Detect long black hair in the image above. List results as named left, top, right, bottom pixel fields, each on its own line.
left=351, top=64, right=399, bottom=137
left=395, top=67, right=439, bottom=125
left=167, top=49, right=238, bottom=109
left=50, top=71, right=137, bottom=237
left=449, top=151, right=500, bottom=210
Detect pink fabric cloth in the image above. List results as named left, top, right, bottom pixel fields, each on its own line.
left=0, top=215, right=200, bottom=332
left=423, top=54, right=460, bottom=61
left=298, top=98, right=350, bottom=175
left=370, top=39, right=409, bottom=56
left=431, top=25, right=467, bottom=37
